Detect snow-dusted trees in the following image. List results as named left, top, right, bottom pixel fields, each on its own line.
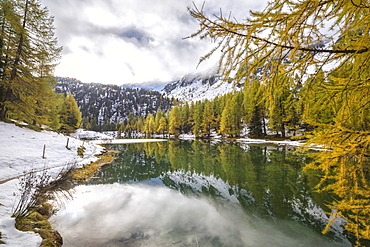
left=56, top=78, right=174, bottom=132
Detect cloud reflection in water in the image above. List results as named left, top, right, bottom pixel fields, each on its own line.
left=51, top=183, right=343, bottom=247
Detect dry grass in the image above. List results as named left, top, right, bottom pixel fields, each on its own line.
left=15, top=203, right=63, bottom=247
left=14, top=149, right=117, bottom=246
left=70, top=150, right=117, bottom=181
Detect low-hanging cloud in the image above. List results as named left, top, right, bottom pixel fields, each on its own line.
left=117, top=26, right=154, bottom=46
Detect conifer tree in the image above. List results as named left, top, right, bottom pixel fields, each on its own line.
left=154, top=109, right=164, bottom=134
left=212, top=96, right=225, bottom=133
left=267, top=74, right=292, bottom=138
left=220, top=92, right=244, bottom=137
left=244, top=80, right=265, bottom=137
left=123, top=112, right=137, bottom=136
left=37, top=78, right=63, bottom=129
left=201, top=99, right=215, bottom=137
left=157, top=115, right=168, bottom=136
left=0, top=1, right=20, bottom=81
left=59, top=94, right=82, bottom=132
left=231, top=91, right=244, bottom=135
left=144, top=113, right=155, bottom=136
left=169, top=105, right=181, bottom=136
left=136, top=116, right=145, bottom=134
left=192, top=101, right=203, bottom=137
left=219, top=95, right=233, bottom=137
left=0, top=0, right=61, bottom=123
left=180, top=102, right=191, bottom=134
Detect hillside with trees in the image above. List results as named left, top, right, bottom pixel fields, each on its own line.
left=123, top=87, right=302, bottom=139
left=55, top=77, right=174, bottom=132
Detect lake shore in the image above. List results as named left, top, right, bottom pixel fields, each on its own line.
left=0, top=122, right=312, bottom=246
left=12, top=137, right=171, bottom=246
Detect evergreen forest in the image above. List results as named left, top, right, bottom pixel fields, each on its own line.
left=55, top=77, right=174, bottom=132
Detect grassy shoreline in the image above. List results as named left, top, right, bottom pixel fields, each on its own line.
left=15, top=147, right=116, bottom=247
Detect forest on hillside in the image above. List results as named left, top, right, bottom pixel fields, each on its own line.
left=122, top=87, right=300, bottom=139
left=55, top=77, right=174, bottom=132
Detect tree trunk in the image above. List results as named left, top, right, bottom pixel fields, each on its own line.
left=281, top=122, right=286, bottom=138
left=262, top=117, right=267, bottom=136
left=0, top=87, right=12, bottom=120
left=10, top=0, right=29, bottom=80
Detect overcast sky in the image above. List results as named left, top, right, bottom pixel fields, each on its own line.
left=41, top=0, right=268, bottom=86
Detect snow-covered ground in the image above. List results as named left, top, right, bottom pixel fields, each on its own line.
left=0, top=122, right=171, bottom=246
left=0, top=122, right=105, bottom=246
left=90, top=139, right=167, bottom=145
left=69, top=129, right=113, bottom=140
left=237, top=138, right=305, bottom=147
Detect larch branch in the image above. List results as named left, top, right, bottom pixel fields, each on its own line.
left=201, top=14, right=369, bottom=55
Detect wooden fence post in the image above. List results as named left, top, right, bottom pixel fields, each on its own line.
left=42, top=145, right=46, bottom=159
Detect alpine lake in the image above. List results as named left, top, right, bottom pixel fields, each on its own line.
left=51, top=139, right=360, bottom=247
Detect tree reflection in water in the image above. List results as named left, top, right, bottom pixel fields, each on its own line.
left=90, top=140, right=368, bottom=246
left=304, top=136, right=370, bottom=247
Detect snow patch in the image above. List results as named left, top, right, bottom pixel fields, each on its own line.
left=0, top=122, right=104, bottom=246
left=70, top=129, right=113, bottom=140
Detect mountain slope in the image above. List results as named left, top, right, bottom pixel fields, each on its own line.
left=162, top=74, right=242, bottom=102
left=55, top=77, right=173, bottom=130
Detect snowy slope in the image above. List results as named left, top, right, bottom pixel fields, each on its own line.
left=162, top=74, right=242, bottom=102
left=0, top=122, right=104, bottom=246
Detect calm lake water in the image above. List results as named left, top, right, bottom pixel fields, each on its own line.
left=51, top=140, right=354, bottom=246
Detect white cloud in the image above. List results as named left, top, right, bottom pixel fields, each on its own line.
left=41, top=0, right=268, bottom=85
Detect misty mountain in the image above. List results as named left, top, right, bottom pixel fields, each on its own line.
left=55, top=77, right=173, bottom=130
left=121, top=81, right=167, bottom=92
left=162, top=74, right=242, bottom=102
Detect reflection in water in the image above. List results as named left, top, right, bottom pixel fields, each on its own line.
left=305, top=141, right=370, bottom=246
left=52, top=140, right=357, bottom=246
left=53, top=184, right=346, bottom=247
